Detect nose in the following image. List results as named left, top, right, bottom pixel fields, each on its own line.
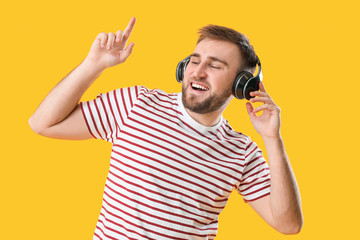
left=193, top=62, right=208, bottom=79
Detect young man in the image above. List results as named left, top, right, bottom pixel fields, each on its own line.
left=29, top=17, right=303, bottom=239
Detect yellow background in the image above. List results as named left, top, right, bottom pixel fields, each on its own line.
left=1, top=0, right=359, bottom=239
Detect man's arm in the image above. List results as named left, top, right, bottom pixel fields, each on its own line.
left=29, top=17, right=136, bottom=140
left=245, top=82, right=303, bottom=234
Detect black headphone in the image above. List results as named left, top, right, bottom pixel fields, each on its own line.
left=176, top=56, right=262, bottom=100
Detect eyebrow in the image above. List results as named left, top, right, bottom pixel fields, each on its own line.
left=190, top=53, right=229, bottom=67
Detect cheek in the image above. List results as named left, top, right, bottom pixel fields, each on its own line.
left=226, top=72, right=237, bottom=87
left=183, top=66, right=193, bottom=80
left=215, top=73, right=235, bottom=89
left=214, top=78, right=235, bottom=96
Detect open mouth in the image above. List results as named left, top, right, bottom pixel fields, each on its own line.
left=191, top=82, right=209, bottom=91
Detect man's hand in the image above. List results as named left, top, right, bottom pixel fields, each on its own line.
left=245, top=81, right=303, bottom=234
left=246, top=81, right=281, bottom=140
left=29, top=17, right=137, bottom=140
left=85, top=17, right=136, bottom=70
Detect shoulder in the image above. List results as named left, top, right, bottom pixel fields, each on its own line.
left=221, top=120, right=251, bottom=145
left=134, top=86, right=178, bottom=106
left=138, top=87, right=177, bottom=99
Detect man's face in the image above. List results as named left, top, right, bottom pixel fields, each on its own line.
left=182, top=38, right=242, bottom=114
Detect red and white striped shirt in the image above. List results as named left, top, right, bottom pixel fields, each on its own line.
left=81, top=86, right=271, bottom=240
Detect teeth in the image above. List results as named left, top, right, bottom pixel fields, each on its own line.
left=192, top=83, right=209, bottom=91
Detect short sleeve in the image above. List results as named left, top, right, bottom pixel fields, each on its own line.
left=80, top=86, right=144, bottom=143
left=237, top=140, right=271, bottom=202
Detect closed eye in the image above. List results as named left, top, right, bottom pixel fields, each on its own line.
left=209, top=63, right=222, bottom=69
left=210, top=65, right=221, bottom=69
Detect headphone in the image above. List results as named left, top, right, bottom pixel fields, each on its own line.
left=176, top=56, right=263, bottom=100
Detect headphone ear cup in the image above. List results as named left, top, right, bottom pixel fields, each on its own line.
left=243, top=75, right=261, bottom=100
left=176, top=57, right=190, bottom=83
left=233, top=71, right=253, bottom=99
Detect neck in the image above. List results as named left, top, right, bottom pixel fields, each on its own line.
left=185, top=109, right=223, bottom=127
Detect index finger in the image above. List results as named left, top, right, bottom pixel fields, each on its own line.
left=259, top=81, right=267, bottom=93
left=122, top=17, right=136, bottom=43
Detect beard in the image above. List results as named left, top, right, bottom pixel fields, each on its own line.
left=181, top=81, right=233, bottom=114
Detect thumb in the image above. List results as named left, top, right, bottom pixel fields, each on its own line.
left=246, top=102, right=256, bottom=120
left=119, top=42, right=135, bottom=63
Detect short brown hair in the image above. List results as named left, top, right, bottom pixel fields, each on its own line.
left=197, top=25, right=258, bottom=73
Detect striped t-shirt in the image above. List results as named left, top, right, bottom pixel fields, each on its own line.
left=81, top=86, right=271, bottom=240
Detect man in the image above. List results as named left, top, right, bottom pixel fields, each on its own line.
left=29, top=17, right=303, bottom=239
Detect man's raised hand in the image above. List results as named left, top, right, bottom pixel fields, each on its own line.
left=85, top=17, right=136, bottom=69
left=246, top=82, right=281, bottom=140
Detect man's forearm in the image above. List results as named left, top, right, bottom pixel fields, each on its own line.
left=263, top=136, right=303, bottom=233
left=29, top=58, right=105, bottom=133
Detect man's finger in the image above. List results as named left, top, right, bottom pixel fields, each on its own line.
left=250, top=96, right=269, bottom=104
left=96, top=32, right=108, bottom=48
left=123, top=17, right=136, bottom=36
left=246, top=102, right=257, bottom=120
left=119, top=17, right=136, bottom=49
left=250, top=90, right=267, bottom=98
left=253, top=103, right=278, bottom=113
left=119, top=42, right=135, bottom=63
left=115, top=30, right=123, bottom=43
left=107, top=32, right=116, bottom=49
left=259, top=81, right=266, bottom=93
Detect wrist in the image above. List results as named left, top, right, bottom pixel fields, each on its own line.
left=82, top=57, right=107, bottom=74
left=262, top=135, right=287, bottom=166
left=262, top=134, right=283, bottom=146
